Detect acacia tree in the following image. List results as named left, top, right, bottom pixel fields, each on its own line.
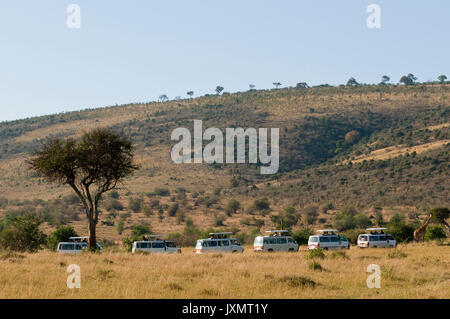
left=400, top=73, right=417, bottom=86
left=28, top=128, right=138, bottom=250
left=346, top=77, right=359, bottom=87
left=430, top=207, right=450, bottom=231
left=438, top=75, right=447, bottom=84
left=215, top=86, right=224, bottom=95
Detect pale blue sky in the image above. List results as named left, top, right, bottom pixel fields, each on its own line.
left=1, top=1, right=449, bottom=122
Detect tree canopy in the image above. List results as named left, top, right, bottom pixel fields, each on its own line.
left=28, top=128, right=138, bottom=250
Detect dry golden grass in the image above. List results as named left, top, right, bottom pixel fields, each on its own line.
left=0, top=243, right=448, bottom=299
left=347, top=140, right=450, bottom=164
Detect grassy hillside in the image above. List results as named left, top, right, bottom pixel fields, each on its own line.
left=0, top=83, right=449, bottom=243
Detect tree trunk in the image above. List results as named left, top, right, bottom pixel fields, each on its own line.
left=88, top=219, right=97, bottom=251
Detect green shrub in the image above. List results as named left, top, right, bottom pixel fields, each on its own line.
left=387, top=250, right=407, bottom=259
left=128, top=197, right=142, bottom=213
left=225, top=199, right=240, bottom=216
left=330, top=250, right=348, bottom=259
left=279, top=275, right=316, bottom=288
left=105, top=199, right=124, bottom=211
left=253, top=198, right=270, bottom=211
left=333, top=206, right=359, bottom=230
left=176, top=210, right=185, bottom=224
left=305, top=248, right=325, bottom=259
left=425, top=225, right=446, bottom=241
left=116, top=220, right=124, bottom=235
left=354, top=213, right=372, bottom=228
left=388, top=223, right=415, bottom=242
left=47, top=225, right=78, bottom=251
left=302, top=205, right=319, bottom=225
left=292, top=228, right=314, bottom=245
left=340, top=229, right=365, bottom=244
left=0, top=214, right=46, bottom=252
left=214, top=215, right=225, bottom=227
left=309, top=261, right=323, bottom=271
left=168, top=203, right=179, bottom=217
left=153, top=188, right=170, bottom=196
left=109, top=190, right=120, bottom=199
left=122, top=224, right=151, bottom=251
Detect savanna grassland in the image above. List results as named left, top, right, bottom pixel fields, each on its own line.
left=0, top=83, right=449, bottom=245
left=0, top=243, right=448, bottom=299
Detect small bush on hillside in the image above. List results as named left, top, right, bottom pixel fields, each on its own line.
left=116, top=220, right=124, bottom=235
left=271, top=206, right=301, bottom=229
left=253, top=198, right=270, bottom=211
left=168, top=203, right=179, bottom=217
left=225, top=199, right=240, bottom=216
left=0, top=197, right=8, bottom=209
left=302, top=205, right=319, bottom=225
left=214, top=215, right=225, bottom=227
left=142, top=205, right=152, bottom=217
left=128, top=197, right=142, bottom=213
left=354, top=213, right=372, bottom=228
left=176, top=210, right=185, bottom=224
left=105, top=199, right=124, bottom=211
left=333, top=206, right=359, bottom=231
left=108, top=190, right=120, bottom=199
left=152, top=188, right=170, bottom=196
left=240, top=217, right=264, bottom=227
left=390, top=213, right=405, bottom=225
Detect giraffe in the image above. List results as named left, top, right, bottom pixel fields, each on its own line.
left=413, top=213, right=433, bottom=242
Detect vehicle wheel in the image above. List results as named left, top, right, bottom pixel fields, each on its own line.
left=232, top=250, right=237, bottom=253
left=288, top=248, right=294, bottom=252
left=268, top=249, right=273, bottom=252
left=323, top=247, right=328, bottom=251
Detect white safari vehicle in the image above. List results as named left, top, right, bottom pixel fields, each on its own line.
left=253, top=230, right=299, bottom=252
left=308, top=229, right=350, bottom=250
left=132, top=234, right=181, bottom=254
left=195, top=232, right=243, bottom=254
left=357, top=228, right=396, bottom=248
left=57, top=236, right=103, bottom=254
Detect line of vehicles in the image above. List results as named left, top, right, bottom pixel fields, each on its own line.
left=57, top=228, right=397, bottom=254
